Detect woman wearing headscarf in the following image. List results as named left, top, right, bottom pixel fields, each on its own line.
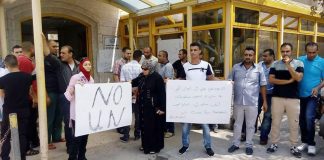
left=65, top=57, right=94, bottom=160
left=132, top=60, right=166, bottom=154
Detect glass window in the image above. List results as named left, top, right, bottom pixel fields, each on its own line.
left=298, top=35, right=313, bottom=57
left=301, top=19, right=314, bottom=32
left=284, top=16, right=298, bottom=30
left=235, top=7, right=259, bottom=25
left=258, top=31, right=278, bottom=62
left=136, top=36, right=149, bottom=50
left=317, top=36, right=324, bottom=57
left=192, top=28, right=225, bottom=77
left=232, top=28, right=256, bottom=65
left=155, top=13, right=183, bottom=27
left=137, top=19, right=149, bottom=30
left=260, top=12, right=277, bottom=27
left=283, top=33, right=298, bottom=58
left=184, top=8, right=223, bottom=27
left=318, top=23, right=324, bottom=33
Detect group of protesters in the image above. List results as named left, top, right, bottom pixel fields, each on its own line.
left=0, top=39, right=323, bottom=160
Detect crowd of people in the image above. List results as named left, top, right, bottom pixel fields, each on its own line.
left=0, top=39, right=323, bottom=160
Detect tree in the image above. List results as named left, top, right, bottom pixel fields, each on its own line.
left=311, top=0, right=324, bottom=18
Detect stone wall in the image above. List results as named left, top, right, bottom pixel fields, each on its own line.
left=3, top=0, right=120, bottom=82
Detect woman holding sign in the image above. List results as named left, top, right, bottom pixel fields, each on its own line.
left=65, top=57, right=94, bottom=160
left=132, top=60, right=166, bottom=154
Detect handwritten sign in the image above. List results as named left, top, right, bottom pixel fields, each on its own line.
left=166, top=80, right=232, bottom=124
left=75, top=83, right=132, bottom=136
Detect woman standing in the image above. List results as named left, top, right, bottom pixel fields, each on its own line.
left=132, top=60, right=166, bottom=154
left=64, top=58, right=94, bottom=160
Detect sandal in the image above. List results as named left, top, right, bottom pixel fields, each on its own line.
left=48, top=143, right=56, bottom=150
left=26, top=149, right=39, bottom=156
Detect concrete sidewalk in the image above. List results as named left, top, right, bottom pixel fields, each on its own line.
left=27, top=117, right=324, bottom=160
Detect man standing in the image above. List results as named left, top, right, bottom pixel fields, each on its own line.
left=58, top=45, right=79, bottom=153
left=178, top=42, right=216, bottom=157
left=172, top=49, right=187, bottom=79
left=227, top=47, right=267, bottom=155
left=119, top=50, right=142, bottom=142
left=297, top=42, right=324, bottom=156
left=258, top=49, right=275, bottom=145
left=139, top=46, right=158, bottom=66
left=156, top=50, right=174, bottom=138
left=113, top=47, right=131, bottom=134
left=266, top=43, right=304, bottom=158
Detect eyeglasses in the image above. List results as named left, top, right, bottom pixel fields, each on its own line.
left=141, top=67, right=149, bottom=71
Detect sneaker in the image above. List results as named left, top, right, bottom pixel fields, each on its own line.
left=297, top=143, right=308, bottom=151
left=119, top=136, right=129, bottom=143
left=246, top=147, right=253, bottom=155
left=178, top=146, right=189, bottom=155
left=228, top=145, right=239, bottom=153
left=267, top=144, right=278, bottom=153
left=164, top=132, right=175, bottom=138
left=206, top=148, right=214, bottom=156
left=290, top=146, right=302, bottom=158
left=307, top=145, right=316, bottom=156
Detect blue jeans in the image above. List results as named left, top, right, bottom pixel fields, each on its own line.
left=258, top=94, right=272, bottom=141
left=182, top=123, right=211, bottom=149
left=299, top=96, right=318, bottom=146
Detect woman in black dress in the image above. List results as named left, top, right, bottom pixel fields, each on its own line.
left=132, top=60, right=166, bottom=154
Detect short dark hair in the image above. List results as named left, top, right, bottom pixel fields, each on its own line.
left=122, top=47, right=131, bottom=52
left=179, top=49, right=187, bottom=55
left=245, top=46, right=255, bottom=54
left=21, top=41, right=34, bottom=52
left=144, top=46, right=152, bottom=52
left=190, top=42, right=202, bottom=50
left=61, top=45, right=74, bottom=54
left=159, top=50, right=168, bottom=59
left=133, top=50, right=142, bottom=60
left=4, top=54, right=18, bottom=68
left=12, top=45, right=22, bottom=51
left=263, top=49, right=275, bottom=59
left=281, top=42, right=293, bottom=51
left=305, top=42, right=318, bottom=51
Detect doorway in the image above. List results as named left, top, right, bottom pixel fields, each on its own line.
left=21, top=16, right=88, bottom=61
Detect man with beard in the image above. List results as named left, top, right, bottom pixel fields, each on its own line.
left=228, top=47, right=267, bottom=155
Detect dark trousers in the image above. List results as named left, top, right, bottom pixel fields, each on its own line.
left=299, top=96, right=318, bottom=146
left=68, top=120, right=88, bottom=160
left=47, top=92, right=59, bottom=143
left=123, top=103, right=141, bottom=138
left=59, top=93, right=72, bottom=149
left=27, top=106, right=39, bottom=149
left=1, top=111, right=29, bottom=160
left=258, top=94, right=272, bottom=141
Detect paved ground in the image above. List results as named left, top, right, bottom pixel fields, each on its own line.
left=27, top=116, right=324, bottom=160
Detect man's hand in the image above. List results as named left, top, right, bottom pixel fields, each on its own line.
left=262, top=101, right=268, bottom=113
left=156, top=110, right=165, bottom=115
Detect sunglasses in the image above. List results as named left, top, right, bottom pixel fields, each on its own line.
left=141, top=67, right=149, bottom=71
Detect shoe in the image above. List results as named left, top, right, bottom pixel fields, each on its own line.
left=26, top=149, right=39, bottom=156
left=240, top=134, right=246, bottom=142
left=307, top=145, right=316, bottom=156
left=297, top=143, right=308, bottom=151
left=246, top=147, right=253, bottom=155
left=149, top=151, right=156, bottom=154
left=120, top=136, right=129, bottom=143
left=267, top=144, right=278, bottom=153
left=48, top=143, right=56, bottom=150
left=178, top=146, right=189, bottom=155
left=259, top=139, right=268, bottom=145
left=164, top=132, right=175, bottom=138
left=206, top=148, right=214, bottom=156
left=228, top=145, right=239, bottom=153
left=134, top=135, right=140, bottom=141
left=290, top=146, right=302, bottom=158
left=139, top=147, right=144, bottom=151
left=53, top=138, right=66, bottom=143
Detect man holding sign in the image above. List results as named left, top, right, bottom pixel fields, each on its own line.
left=178, top=42, right=217, bottom=157
left=227, top=47, right=267, bottom=155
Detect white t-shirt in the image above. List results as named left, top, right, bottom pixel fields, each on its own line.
left=183, top=60, right=214, bottom=81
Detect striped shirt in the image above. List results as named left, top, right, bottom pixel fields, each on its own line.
left=112, top=58, right=128, bottom=78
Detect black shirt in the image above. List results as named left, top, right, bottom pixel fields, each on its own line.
left=172, top=60, right=186, bottom=79
left=44, top=54, right=61, bottom=93
left=0, top=72, right=32, bottom=113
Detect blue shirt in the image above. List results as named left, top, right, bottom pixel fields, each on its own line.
left=298, top=55, right=324, bottom=97
left=258, top=61, right=274, bottom=95
left=155, top=62, right=174, bottom=79
left=228, top=62, right=267, bottom=106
